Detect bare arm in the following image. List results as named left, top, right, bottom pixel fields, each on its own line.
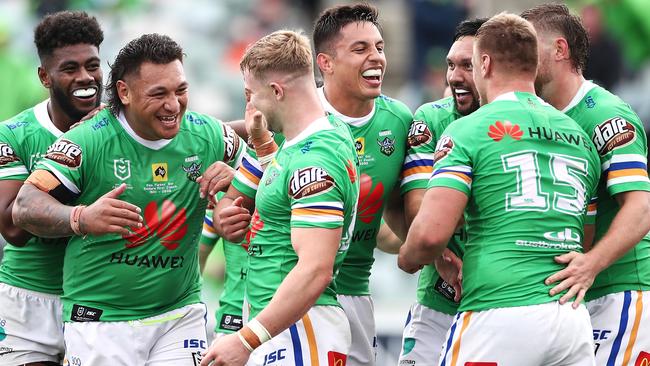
left=0, top=180, right=33, bottom=246
left=227, top=119, right=248, bottom=141
left=199, top=243, right=215, bottom=274
left=13, top=183, right=74, bottom=238
left=382, top=185, right=407, bottom=241
left=398, top=187, right=467, bottom=273
left=404, top=188, right=425, bottom=228
left=376, top=221, right=402, bottom=254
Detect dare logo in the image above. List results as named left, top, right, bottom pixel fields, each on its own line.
left=635, top=351, right=650, bottom=366
left=357, top=174, right=384, bottom=224
left=407, top=120, right=432, bottom=148
left=0, top=142, right=19, bottom=166
left=223, top=124, right=241, bottom=163
left=488, top=121, right=523, bottom=142
left=45, top=139, right=82, bottom=168
left=289, top=167, right=335, bottom=199
left=122, top=200, right=187, bottom=250
left=433, top=136, right=454, bottom=163
left=593, top=117, right=636, bottom=155
left=327, top=351, right=347, bottom=366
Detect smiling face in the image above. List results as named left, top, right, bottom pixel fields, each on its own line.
left=446, top=36, right=480, bottom=116
left=119, top=60, right=188, bottom=140
left=40, top=43, right=102, bottom=122
left=327, top=21, right=386, bottom=101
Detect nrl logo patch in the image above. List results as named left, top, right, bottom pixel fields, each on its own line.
left=289, top=166, right=335, bottom=198
left=377, top=136, right=395, bottom=156
left=0, top=142, right=20, bottom=166
left=593, top=117, right=636, bottom=155
left=46, top=139, right=82, bottom=168
left=182, top=162, right=202, bottom=182
left=114, top=158, right=131, bottom=181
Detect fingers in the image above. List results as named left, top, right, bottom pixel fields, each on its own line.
left=545, top=266, right=570, bottom=286
left=101, top=183, right=127, bottom=199
left=232, top=196, right=244, bottom=207
left=200, top=349, right=215, bottom=366
left=198, top=163, right=234, bottom=199
left=573, top=289, right=587, bottom=309
left=554, top=251, right=577, bottom=264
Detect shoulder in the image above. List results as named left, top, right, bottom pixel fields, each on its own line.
left=414, top=97, right=460, bottom=133
left=0, top=106, right=38, bottom=140
left=63, top=108, right=118, bottom=143
left=375, top=94, right=413, bottom=125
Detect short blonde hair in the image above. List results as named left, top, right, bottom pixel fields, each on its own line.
left=476, top=13, right=538, bottom=75
left=240, top=30, right=313, bottom=78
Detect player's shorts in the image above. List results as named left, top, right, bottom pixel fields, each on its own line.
left=398, top=302, right=454, bottom=366
left=247, top=306, right=350, bottom=366
left=438, top=301, right=595, bottom=366
left=337, top=295, right=376, bottom=366
left=63, top=303, right=208, bottom=366
left=0, top=282, right=64, bottom=366
left=587, top=290, right=650, bottom=365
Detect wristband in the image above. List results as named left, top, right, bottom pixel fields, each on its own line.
left=248, top=318, right=272, bottom=344
left=237, top=331, right=254, bottom=352
left=238, top=325, right=261, bottom=351
left=70, top=205, right=86, bottom=236
left=258, top=152, right=276, bottom=167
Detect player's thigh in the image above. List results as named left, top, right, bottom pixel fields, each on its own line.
left=63, top=321, right=141, bottom=366
left=588, top=291, right=650, bottom=366
left=146, top=303, right=208, bottom=366
left=399, top=303, right=454, bottom=366
left=0, top=283, right=64, bottom=366
left=247, top=306, right=350, bottom=366
left=338, top=295, right=376, bottom=366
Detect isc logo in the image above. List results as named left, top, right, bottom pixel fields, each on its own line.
left=183, top=339, right=207, bottom=349
left=263, top=348, right=286, bottom=365
left=592, top=329, right=611, bottom=341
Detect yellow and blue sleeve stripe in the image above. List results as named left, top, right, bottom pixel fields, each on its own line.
left=400, top=153, right=434, bottom=188
left=603, top=154, right=649, bottom=189
left=290, top=201, right=344, bottom=225
left=234, top=155, right=263, bottom=191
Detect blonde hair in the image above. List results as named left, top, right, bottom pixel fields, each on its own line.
left=240, top=30, right=313, bottom=79
left=476, top=13, right=538, bottom=75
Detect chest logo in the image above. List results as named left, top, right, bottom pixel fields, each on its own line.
left=152, top=163, right=168, bottom=182
left=114, top=158, right=131, bottom=181
left=123, top=200, right=187, bottom=250
left=182, top=162, right=202, bottom=182
left=46, top=139, right=82, bottom=168
left=377, top=136, right=395, bottom=156
left=355, top=138, right=365, bottom=155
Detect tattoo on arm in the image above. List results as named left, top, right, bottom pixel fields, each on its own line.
left=14, top=184, right=74, bottom=238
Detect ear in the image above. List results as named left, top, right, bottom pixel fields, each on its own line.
left=38, top=66, right=50, bottom=88
left=481, top=53, right=491, bottom=78
left=554, top=38, right=570, bottom=62
left=116, top=80, right=131, bottom=106
left=269, top=82, right=284, bottom=101
left=316, top=53, right=333, bottom=76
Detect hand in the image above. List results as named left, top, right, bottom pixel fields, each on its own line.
left=545, top=251, right=598, bottom=308
left=434, top=249, right=463, bottom=302
left=70, top=103, right=107, bottom=129
left=397, top=245, right=423, bottom=274
left=245, top=102, right=269, bottom=142
left=80, top=183, right=142, bottom=236
left=197, top=162, right=235, bottom=200
left=216, top=196, right=251, bottom=242
left=200, top=333, right=251, bottom=366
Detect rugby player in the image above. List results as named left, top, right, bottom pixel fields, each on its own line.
left=0, top=11, right=103, bottom=366
left=399, top=13, right=599, bottom=365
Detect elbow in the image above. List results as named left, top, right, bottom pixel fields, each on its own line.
left=412, top=225, right=447, bottom=255
left=11, top=192, right=27, bottom=229
left=310, top=265, right=334, bottom=294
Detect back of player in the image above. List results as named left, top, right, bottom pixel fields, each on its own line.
left=434, top=92, right=599, bottom=365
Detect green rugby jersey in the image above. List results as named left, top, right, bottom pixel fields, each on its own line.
left=563, top=81, right=650, bottom=300
left=403, top=97, right=464, bottom=315
left=318, top=88, right=412, bottom=296
left=429, top=92, right=600, bottom=312
left=232, top=115, right=359, bottom=318
left=200, top=204, right=247, bottom=334
left=0, top=100, right=68, bottom=294
left=35, top=108, right=245, bottom=321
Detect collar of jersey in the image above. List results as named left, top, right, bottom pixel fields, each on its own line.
left=282, top=116, right=332, bottom=149
left=561, top=80, right=597, bottom=113
left=118, top=110, right=173, bottom=150
left=317, top=86, right=375, bottom=128
left=35, top=99, right=64, bottom=138
left=492, top=91, right=548, bottom=106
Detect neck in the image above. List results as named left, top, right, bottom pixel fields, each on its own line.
left=322, top=81, right=374, bottom=117
left=47, top=99, right=76, bottom=133
left=541, top=69, right=585, bottom=111
left=122, top=108, right=158, bottom=141
left=484, top=76, right=536, bottom=104
left=280, top=86, right=326, bottom=141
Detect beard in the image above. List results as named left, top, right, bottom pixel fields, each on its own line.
left=51, top=82, right=102, bottom=122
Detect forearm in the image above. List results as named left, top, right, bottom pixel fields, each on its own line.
left=253, top=261, right=331, bottom=337
left=1, top=203, right=32, bottom=246
left=402, top=222, right=446, bottom=266
left=404, top=189, right=424, bottom=229
left=12, top=183, right=74, bottom=238
left=376, top=222, right=402, bottom=254
left=383, top=188, right=407, bottom=241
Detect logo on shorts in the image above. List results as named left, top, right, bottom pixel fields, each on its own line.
left=328, top=351, right=347, bottom=366
left=191, top=351, right=202, bottom=366
left=433, top=136, right=454, bottom=163
left=407, top=120, right=432, bottom=148
left=593, top=117, right=636, bottom=155
left=114, top=158, right=131, bottom=181
left=288, top=167, right=335, bottom=199
left=45, top=139, right=82, bottom=168
left=223, top=124, right=240, bottom=163
left=152, top=163, right=168, bottom=182
left=0, top=143, right=19, bottom=166
left=71, top=304, right=103, bottom=322
left=123, top=200, right=187, bottom=250
left=636, top=351, right=650, bottom=366
left=488, top=120, right=523, bottom=142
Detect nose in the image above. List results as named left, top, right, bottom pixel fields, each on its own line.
left=368, top=46, right=385, bottom=64
left=164, top=94, right=181, bottom=114
left=77, top=67, right=94, bottom=84
left=448, top=66, right=464, bottom=85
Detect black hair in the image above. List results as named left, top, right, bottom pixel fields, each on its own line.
left=34, top=11, right=103, bottom=60
left=453, top=17, right=489, bottom=42
left=313, top=3, right=381, bottom=55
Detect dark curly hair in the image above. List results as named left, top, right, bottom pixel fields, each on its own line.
left=453, top=18, right=488, bottom=42
left=34, top=11, right=103, bottom=61
left=521, top=3, right=589, bottom=73
left=313, top=3, right=381, bottom=55
left=107, top=34, right=184, bottom=115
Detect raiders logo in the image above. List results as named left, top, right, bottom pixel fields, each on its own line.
left=45, top=139, right=82, bottom=168
left=407, top=120, right=432, bottom=148
left=222, top=124, right=240, bottom=163
left=0, top=142, right=20, bottom=166
left=593, top=117, right=636, bottom=155
left=289, top=167, right=335, bottom=199
left=433, top=136, right=454, bottom=162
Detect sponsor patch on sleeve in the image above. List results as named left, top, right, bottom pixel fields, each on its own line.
left=433, top=135, right=454, bottom=163
left=222, top=124, right=241, bottom=163
left=45, top=139, right=82, bottom=168
left=0, top=142, right=20, bottom=166
left=289, top=166, right=335, bottom=199
left=592, top=117, right=636, bottom=155
left=407, top=120, right=432, bottom=148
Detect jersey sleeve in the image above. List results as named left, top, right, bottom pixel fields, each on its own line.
left=288, top=150, right=348, bottom=229
left=427, top=122, right=473, bottom=196
left=593, top=111, right=650, bottom=196
left=33, top=129, right=86, bottom=198
left=231, top=151, right=263, bottom=199
left=200, top=209, right=220, bottom=247
left=0, top=126, right=29, bottom=181
left=220, top=122, right=246, bottom=170
left=401, top=109, right=436, bottom=194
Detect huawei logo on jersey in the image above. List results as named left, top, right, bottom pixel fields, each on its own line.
left=123, top=200, right=187, bottom=250
left=345, top=159, right=357, bottom=184
left=0, top=142, right=19, bottom=166
left=488, top=121, right=523, bottom=142
left=357, top=174, right=384, bottom=224
left=245, top=209, right=264, bottom=250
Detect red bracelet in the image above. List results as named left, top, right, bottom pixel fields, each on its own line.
left=70, top=205, right=86, bottom=236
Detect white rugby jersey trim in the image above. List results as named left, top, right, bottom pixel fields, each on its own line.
left=283, top=116, right=332, bottom=149
left=561, top=80, right=597, bottom=113
left=317, top=87, right=375, bottom=128
left=34, top=99, right=64, bottom=138
left=0, top=166, right=28, bottom=178
left=492, top=91, right=550, bottom=106
left=118, top=111, right=172, bottom=150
